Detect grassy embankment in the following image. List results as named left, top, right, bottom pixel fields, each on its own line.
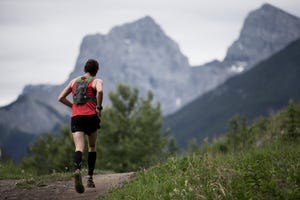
left=100, top=142, right=299, bottom=199
left=100, top=102, right=300, bottom=199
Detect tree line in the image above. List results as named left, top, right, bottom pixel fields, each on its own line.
left=187, top=100, right=300, bottom=155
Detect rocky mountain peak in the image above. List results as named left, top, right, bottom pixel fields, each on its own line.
left=224, top=3, right=300, bottom=68
left=108, top=16, right=168, bottom=47
left=68, top=15, right=190, bottom=115
left=111, top=16, right=159, bottom=32
left=261, top=3, right=283, bottom=12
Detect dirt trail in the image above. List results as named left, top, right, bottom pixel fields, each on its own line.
left=0, top=172, right=134, bottom=200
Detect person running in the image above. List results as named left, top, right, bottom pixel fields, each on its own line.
left=58, top=59, right=103, bottom=193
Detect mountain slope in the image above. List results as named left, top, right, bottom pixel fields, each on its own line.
left=165, top=38, right=300, bottom=148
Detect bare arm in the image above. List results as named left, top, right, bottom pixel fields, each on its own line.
left=94, top=79, right=103, bottom=116
left=58, top=80, right=73, bottom=108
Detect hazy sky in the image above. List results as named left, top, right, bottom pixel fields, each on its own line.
left=0, top=0, right=299, bottom=106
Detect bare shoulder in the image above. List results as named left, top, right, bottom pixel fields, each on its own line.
left=92, top=78, right=103, bottom=91
left=95, top=78, right=103, bottom=82
left=93, top=78, right=103, bottom=85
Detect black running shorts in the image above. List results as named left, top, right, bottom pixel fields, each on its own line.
left=71, top=114, right=101, bottom=135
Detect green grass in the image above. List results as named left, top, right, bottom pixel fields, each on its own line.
left=0, top=160, right=36, bottom=180
left=100, top=141, right=300, bottom=200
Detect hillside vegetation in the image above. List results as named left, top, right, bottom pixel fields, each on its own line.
left=101, top=101, right=300, bottom=199
left=165, top=38, right=300, bottom=148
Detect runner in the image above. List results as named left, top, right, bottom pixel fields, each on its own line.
left=58, top=59, right=103, bottom=193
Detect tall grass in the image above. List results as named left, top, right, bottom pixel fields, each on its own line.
left=100, top=141, right=300, bottom=199
left=0, top=160, right=36, bottom=179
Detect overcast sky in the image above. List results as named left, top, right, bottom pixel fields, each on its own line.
left=0, top=0, right=299, bottom=106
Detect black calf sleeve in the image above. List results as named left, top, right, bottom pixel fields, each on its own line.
left=88, top=152, right=97, bottom=176
left=74, top=151, right=82, bottom=171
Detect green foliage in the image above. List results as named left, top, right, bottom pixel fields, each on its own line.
left=226, top=115, right=250, bottom=152
left=187, top=138, right=201, bottom=154
left=21, top=127, right=74, bottom=175
left=281, top=100, right=300, bottom=140
left=98, top=83, right=169, bottom=172
left=206, top=101, right=300, bottom=155
left=100, top=142, right=300, bottom=200
left=166, top=137, right=179, bottom=157
left=0, top=159, right=36, bottom=179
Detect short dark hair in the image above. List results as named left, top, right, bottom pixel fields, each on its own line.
left=84, top=59, right=99, bottom=76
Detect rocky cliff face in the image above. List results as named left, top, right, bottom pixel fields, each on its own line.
left=68, top=16, right=191, bottom=114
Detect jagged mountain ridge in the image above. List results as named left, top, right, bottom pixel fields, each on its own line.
left=225, top=3, right=300, bottom=67
left=189, top=3, right=300, bottom=100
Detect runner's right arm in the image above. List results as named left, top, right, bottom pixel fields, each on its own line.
left=58, top=80, right=73, bottom=108
left=95, top=79, right=103, bottom=117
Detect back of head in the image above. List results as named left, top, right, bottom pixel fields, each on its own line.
left=84, top=59, right=99, bottom=76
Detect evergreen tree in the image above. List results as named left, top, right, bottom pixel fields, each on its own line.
left=167, top=137, right=179, bottom=156
left=227, top=115, right=249, bottom=152
left=187, top=138, right=201, bottom=154
left=98, top=83, right=168, bottom=172
left=282, top=100, right=300, bottom=140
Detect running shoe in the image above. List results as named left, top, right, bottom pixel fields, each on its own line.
left=74, top=170, right=85, bottom=193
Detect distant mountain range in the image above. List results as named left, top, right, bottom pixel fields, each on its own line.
left=1, top=3, right=300, bottom=160
left=164, top=38, right=300, bottom=148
